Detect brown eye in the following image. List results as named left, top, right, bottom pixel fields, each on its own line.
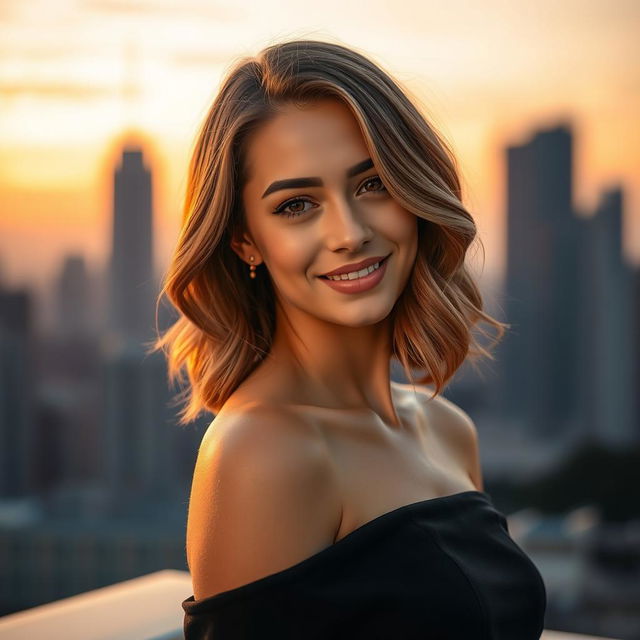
left=273, top=197, right=316, bottom=218
left=358, top=175, right=387, bottom=194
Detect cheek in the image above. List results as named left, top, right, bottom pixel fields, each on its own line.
left=382, top=206, right=418, bottom=246
left=406, top=217, right=419, bottom=256
left=264, top=230, right=316, bottom=273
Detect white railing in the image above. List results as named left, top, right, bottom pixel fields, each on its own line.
left=0, top=570, right=617, bottom=640
left=0, top=570, right=191, bottom=640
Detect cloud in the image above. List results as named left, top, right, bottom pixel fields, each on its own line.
left=170, top=49, right=233, bottom=67
left=81, top=0, right=244, bottom=21
left=0, top=43, right=82, bottom=61
left=0, top=81, right=116, bottom=99
left=0, top=0, right=21, bottom=23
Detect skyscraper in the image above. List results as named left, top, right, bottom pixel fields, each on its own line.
left=54, top=254, right=92, bottom=339
left=501, top=124, right=583, bottom=438
left=579, top=187, right=636, bottom=447
left=108, top=146, right=155, bottom=343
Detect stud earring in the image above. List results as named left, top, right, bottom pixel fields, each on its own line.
left=249, top=255, right=256, bottom=279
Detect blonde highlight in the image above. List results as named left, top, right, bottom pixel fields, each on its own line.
left=146, top=37, right=509, bottom=426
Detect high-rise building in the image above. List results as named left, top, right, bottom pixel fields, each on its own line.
left=108, top=146, right=156, bottom=343
left=102, top=334, right=187, bottom=506
left=500, top=124, right=583, bottom=438
left=0, top=285, right=36, bottom=497
left=54, top=254, right=93, bottom=339
left=578, top=187, right=637, bottom=447
left=101, top=144, right=195, bottom=506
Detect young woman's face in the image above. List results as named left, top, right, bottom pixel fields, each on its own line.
left=235, top=98, right=418, bottom=328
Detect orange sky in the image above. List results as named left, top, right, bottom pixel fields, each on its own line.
left=0, top=0, right=638, bottom=298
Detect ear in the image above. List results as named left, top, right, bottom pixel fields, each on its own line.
left=229, top=228, right=264, bottom=267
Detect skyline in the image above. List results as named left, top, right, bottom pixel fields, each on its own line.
left=0, top=0, right=638, bottom=294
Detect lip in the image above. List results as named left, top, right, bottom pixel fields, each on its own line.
left=320, top=254, right=389, bottom=277
left=318, top=254, right=390, bottom=294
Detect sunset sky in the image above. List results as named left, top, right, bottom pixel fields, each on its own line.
left=0, top=0, right=638, bottom=301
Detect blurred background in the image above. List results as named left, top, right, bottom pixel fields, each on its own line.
left=0, top=0, right=638, bottom=638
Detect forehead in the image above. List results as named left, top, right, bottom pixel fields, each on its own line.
left=243, top=99, right=370, bottom=188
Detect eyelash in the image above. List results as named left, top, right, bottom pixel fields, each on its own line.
left=272, top=175, right=388, bottom=218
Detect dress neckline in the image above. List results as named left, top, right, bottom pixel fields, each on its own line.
left=184, top=489, right=491, bottom=610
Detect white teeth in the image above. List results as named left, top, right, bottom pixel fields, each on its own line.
left=326, top=260, right=381, bottom=281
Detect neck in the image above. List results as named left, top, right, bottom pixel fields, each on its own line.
left=261, top=301, right=401, bottom=427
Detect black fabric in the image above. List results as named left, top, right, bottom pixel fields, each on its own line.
left=182, top=490, right=546, bottom=639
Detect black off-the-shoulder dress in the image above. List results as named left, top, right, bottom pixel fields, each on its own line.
left=182, top=490, right=546, bottom=639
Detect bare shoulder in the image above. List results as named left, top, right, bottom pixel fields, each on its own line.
left=394, top=382, right=484, bottom=491
left=186, top=403, right=343, bottom=601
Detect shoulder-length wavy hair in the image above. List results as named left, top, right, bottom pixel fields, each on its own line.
left=147, top=37, right=509, bottom=426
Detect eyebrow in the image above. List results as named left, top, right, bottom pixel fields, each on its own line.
left=261, top=157, right=375, bottom=199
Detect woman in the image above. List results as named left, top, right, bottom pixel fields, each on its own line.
left=151, top=38, right=546, bottom=639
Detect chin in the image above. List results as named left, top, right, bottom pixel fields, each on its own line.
left=322, top=301, right=395, bottom=327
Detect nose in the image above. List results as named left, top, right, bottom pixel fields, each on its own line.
left=322, top=194, right=374, bottom=253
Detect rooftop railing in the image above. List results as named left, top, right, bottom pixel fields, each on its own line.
left=0, top=570, right=618, bottom=640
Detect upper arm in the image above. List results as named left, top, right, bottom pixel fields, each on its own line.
left=412, top=386, right=484, bottom=492
left=186, top=407, right=342, bottom=601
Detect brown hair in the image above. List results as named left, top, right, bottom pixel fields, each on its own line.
left=146, top=37, right=509, bottom=426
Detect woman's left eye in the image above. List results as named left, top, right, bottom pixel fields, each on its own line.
left=272, top=175, right=387, bottom=218
left=357, top=175, right=387, bottom=195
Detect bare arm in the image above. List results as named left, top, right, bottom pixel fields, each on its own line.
left=186, top=406, right=343, bottom=601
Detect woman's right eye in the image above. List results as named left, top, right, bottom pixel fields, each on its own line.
left=272, top=197, right=316, bottom=218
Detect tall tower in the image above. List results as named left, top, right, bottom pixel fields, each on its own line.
left=54, top=254, right=93, bottom=339
left=579, top=187, right=637, bottom=447
left=0, top=285, right=35, bottom=497
left=500, top=124, right=583, bottom=438
left=108, top=146, right=155, bottom=343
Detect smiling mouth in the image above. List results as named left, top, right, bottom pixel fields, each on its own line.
left=318, top=254, right=390, bottom=280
